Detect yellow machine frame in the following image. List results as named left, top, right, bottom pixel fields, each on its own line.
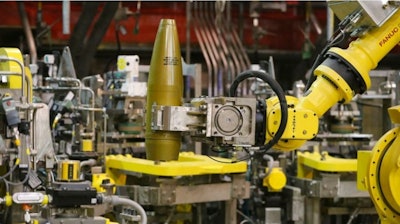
left=106, top=152, right=247, bottom=185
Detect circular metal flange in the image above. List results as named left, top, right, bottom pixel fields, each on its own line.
left=214, top=105, right=243, bottom=136
left=368, top=127, right=400, bottom=223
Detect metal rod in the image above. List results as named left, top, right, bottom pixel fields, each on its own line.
left=201, top=2, right=220, bottom=96
left=17, top=2, right=37, bottom=64
left=103, top=108, right=107, bottom=158
left=186, top=1, right=191, bottom=64
left=326, top=6, right=335, bottom=41
left=193, top=2, right=213, bottom=96
left=62, top=0, right=71, bottom=34
left=207, top=2, right=229, bottom=96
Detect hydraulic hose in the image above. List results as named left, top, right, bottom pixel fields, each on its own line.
left=229, top=70, right=288, bottom=152
left=0, top=160, right=19, bottom=181
left=80, top=159, right=97, bottom=168
left=80, top=159, right=97, bottom=179
left=103, top=195, right=147, bottom=224
left=262, top=154, right=274, bottom=177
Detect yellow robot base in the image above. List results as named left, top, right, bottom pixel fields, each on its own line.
left=358, top=106, right=400, bottom=224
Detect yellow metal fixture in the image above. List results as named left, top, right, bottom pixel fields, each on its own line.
left=57, top=160, right=80, bottom=182
left=106, top=152, right=247, bottom=185
left=297, top=150, right=357, bottom=179
left=4, top=193, right=12, bottom=207
left=92, top=173, right=116, bottom=193
left=263, top=167, right=287, bottom=192
left=0, top=48, right=33, bottom=102
left=81, top=139, right=93, bottom=152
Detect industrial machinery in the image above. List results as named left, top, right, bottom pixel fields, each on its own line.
left=139, top=1, right=400, bottom=224
left=108, top=18, right=251, bottom=224
left=98, top=1, right=400, bottom=223
left=0, top=47, right=148, bottom=223
left=1, top=1, right=400, bottom=224
left=100, top=54, right=147, bottom=157
left=284, top=70, right=399, bottom=223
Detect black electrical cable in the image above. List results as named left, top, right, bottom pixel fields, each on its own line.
left=229, top=70, right=288, bottom=152
left=102, top=23, right=121, bottom=74
left=206, top=155, right=236, bottom=164
left=206, top=154, right=251, bottom=164
left=305, top=26, right=346, bottom=90
left=207, top=143, right=251, bottom=163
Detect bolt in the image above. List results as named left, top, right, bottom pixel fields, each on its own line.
left=382, top=0, right=388, bottom=9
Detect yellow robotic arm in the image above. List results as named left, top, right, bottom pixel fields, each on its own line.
left=262, top=2, right=400, bottom=223
left=145, top=3, right=400, bottom=159
left=265, top=5, right=400, bottom=152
